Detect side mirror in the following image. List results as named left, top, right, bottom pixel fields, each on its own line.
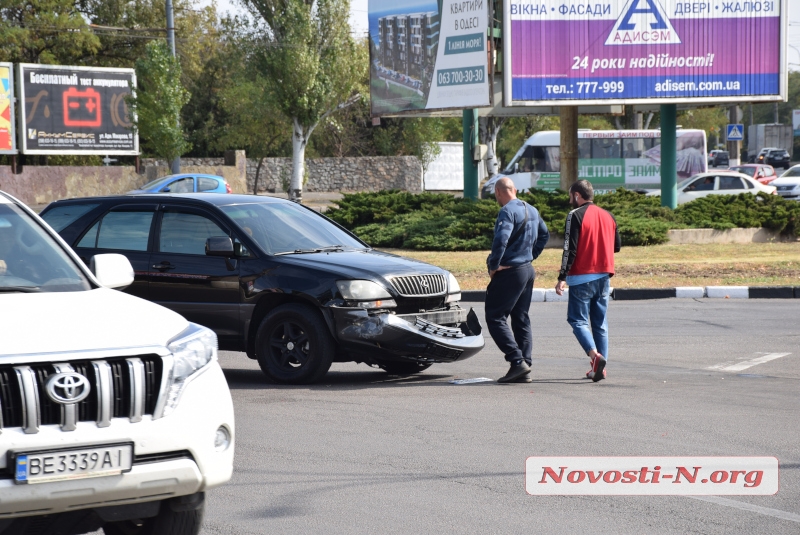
left=161, top=187, right=170, bottom=192
left=206, top=236, right=234, bottom=257
left=91, top=253, right=134, bottom=290
left=513, top=162, right=519, bottom=173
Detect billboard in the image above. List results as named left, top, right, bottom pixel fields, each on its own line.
left=504, top=0, right=787, bottom=106
left=0, top=63, right=16, bottom=154
left=18, top=64, right=138, bottom=155
left=369, top=0, right=491, bottom=115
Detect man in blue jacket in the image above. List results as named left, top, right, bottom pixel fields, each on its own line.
left=486, top=177, right=550, bottom=383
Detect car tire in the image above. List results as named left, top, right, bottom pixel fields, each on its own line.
left=103, top=495, right=204, bottom=535
left=379, top=361, right=433, bottom=375
left=255, top=303, right=334, bottom=384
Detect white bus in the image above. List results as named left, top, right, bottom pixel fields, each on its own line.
left=482, top=129, right=708, bottom=196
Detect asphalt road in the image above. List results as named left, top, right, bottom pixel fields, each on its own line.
left=200, top=299, right=800, bottom=535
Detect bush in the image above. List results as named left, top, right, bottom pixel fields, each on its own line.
left=325, top=189, right=800, bottom=251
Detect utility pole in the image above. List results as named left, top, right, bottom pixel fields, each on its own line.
left=660, top=104, right=677, bottom=209
left=559, top=106, right=578, bottom=191
left=462, top=109, right=479, bottom=200
left=166, top=0, right=180, bottom=174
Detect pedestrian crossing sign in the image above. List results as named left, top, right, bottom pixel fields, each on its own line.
left=727, top=124, right=744, bottom=141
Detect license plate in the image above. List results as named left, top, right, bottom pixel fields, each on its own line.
left=14, top=443, right=133, bottom=484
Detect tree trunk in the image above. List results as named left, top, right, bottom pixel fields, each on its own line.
left=253, top=157, right=265, bottom=195
left=291, top=118, right=308, bottom=202
left=487, top=117, right=506, bottom=177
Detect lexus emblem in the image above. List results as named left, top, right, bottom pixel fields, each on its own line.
left=46, top=372, right=91, bottom=405
left=420, top=279, right=430, bottom=289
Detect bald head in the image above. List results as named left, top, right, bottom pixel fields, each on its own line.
left=494, top=177, right=517, bottom=206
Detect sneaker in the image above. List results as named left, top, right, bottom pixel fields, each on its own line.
left=585, top=369, right=607, bottom=380
left=590, top=353, right=606, bottom=382
left=498, top=361, right=531, bottom=383
left=510, top=372, right=532, bottom=383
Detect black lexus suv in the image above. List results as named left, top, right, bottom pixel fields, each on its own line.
left=40, top=194, right=484, bottom=384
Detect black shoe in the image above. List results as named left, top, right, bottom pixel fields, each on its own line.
left=509, top=372, right=532, bottom=383
left=498, top=361, right=531, bottom=383
left=591, top=354, right=607, bottom=383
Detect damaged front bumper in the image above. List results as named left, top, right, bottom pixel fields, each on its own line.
left=332, top=306, right=484, bottom=363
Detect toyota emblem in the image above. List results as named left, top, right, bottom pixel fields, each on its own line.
left=46, top=372, right=91, bottom=405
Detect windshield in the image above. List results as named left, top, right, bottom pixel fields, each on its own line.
left=219, top=202, right=367, bottom=255
left=0, top=202, right=91, bottom=292
left=781, top=167, right=800, bottom=177
left=729, top=166, right=756, bottom=177
left=138, top=176, right=177, bottom=190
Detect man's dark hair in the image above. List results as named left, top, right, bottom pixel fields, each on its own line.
left=569, top=180, right=594, bottom=201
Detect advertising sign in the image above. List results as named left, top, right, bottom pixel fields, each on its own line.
left=18, top=64, right=138, bottom=155
left=794, top=110, right=800, bottom=137
left=504, top=0, right=787, bottom=105
left=0, top=63, right=16, bottom=154
left=370, top=0, right=490, bottom=115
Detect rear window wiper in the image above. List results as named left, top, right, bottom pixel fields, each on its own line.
left=0, top=286, right=41, bottom=293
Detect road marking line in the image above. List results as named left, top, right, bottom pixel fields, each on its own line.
left=688, top=496, right=800, bottom=524
left=721, top=353, right=791, bottom=372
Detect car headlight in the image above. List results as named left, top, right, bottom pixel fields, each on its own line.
left=445, top=272, right=462, bottom=303
left=337, top=280, right=396, bottom=309
left=156, top=323, right=218, bottom=418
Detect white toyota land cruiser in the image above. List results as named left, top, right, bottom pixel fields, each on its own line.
left=0, top=191, right=234, bottom=535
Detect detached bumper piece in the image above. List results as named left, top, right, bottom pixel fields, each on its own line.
left=333, top=307, right=484, bottom=362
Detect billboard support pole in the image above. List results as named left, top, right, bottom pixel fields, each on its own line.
left=728, top=105, right=741, bottom=166
left=463, top=109, right=479, bottom=200
left=166, top=0, right=180, bottom=174
left=660, top=104, right=677, bottom=210
left=559, top=106, right=578, bottom=191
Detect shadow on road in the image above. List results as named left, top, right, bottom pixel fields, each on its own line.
left=222, top=367, right=458, bottom=391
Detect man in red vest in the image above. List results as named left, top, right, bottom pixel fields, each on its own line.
left=554, top=180, right=621, bottom=382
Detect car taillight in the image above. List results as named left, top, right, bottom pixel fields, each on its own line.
left=225, top=182, right=232, bottom=194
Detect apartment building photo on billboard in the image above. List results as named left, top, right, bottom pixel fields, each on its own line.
left=370, top=0, right=490, bottom=114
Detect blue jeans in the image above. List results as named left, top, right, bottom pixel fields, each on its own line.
left=566, top=275, right=610, bottom=360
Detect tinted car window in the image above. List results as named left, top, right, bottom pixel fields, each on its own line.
left=0, top=204, right=91, bottom=292
left=685, top=177, right=714, bottom=191
left=159, top=211, right=228, bottom=255
left=220, top=203, right=365, bottom=255
left=719, top=176, right=744, bottom=190
left=40, top=203, right=100, bottom=232
left=77, top=210, right=154, bottom=251
left=198, top=177, right=219, bottom=192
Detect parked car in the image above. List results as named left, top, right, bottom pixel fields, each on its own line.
left=727, top=164, right=779, bottom=185
left=645, top=171, right=777, bottom=205
left=756, top=148, right=791, bottom=169
left=0, top=191, right=234, bottom=534
left=771, top=164, right=800, bottom=200
left=40, top=194, right=484, bottom=384
left=130, top=173, right=232, bottom=194
left=708, top=150, right=729, bottom=167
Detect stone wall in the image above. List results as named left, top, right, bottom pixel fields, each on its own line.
left=245, top=156, right=422, bottom=193
left=0, top=165, right=145, bottom=206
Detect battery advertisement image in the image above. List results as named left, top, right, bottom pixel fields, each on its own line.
left=18, top=64, right=138, bottom=155
left=0, top=63, right=15, bottom=154
left=505, top=0, right=786, bottom=105
left=369, top=0, right=491, bottom=114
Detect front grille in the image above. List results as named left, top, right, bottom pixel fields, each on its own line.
left=390, top=274, right=446, bottom=297
left=777, top=186, right=794, bottom=191
left=0, top=356, right=163, bottom=434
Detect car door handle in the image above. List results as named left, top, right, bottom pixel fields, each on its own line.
left=152, top=262, right=176, bottom=270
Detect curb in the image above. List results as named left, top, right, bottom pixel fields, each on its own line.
left=460, top=286, right=800, bottom=302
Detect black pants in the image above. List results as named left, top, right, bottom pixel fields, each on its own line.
left=484, top=263, right=535, bottom=365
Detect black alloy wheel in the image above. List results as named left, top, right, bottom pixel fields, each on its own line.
left=255, top=303, right=334, bottom=384
left=379, top=361, right=433, bottom=376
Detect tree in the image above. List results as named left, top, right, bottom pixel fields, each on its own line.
left=373, top=118, right=450, bottom=176
left=243, top=0, right=365, bottom=201
left=127, top=40, right=191, bottom=163
left=0, top=0, right=100, bottom=64
left=479, top=116, right=507, bottom=177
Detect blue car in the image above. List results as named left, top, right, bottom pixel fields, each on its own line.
left=129, top=174, right=231, bottom=194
